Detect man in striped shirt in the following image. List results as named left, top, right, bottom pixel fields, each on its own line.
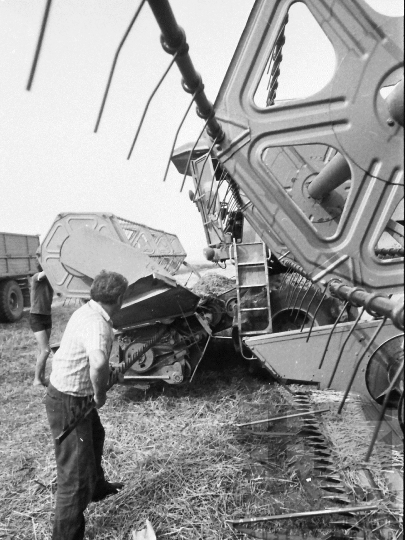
left=46, top=270, right=128, bottom=540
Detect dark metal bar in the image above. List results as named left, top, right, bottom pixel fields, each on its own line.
left=364, top=359, right=404, bottom=462
left=327, top=307, right=365, bottom=388
left=26, top=0, right=53, bottom=91
left=127, top=54, right=177, bottom=159
left=306, top=285, right=329, bottom=342
left=337, top=317, right=387, bottom=414
left=162, top=92, right=197, bottom=182
left=300, top=288, right=319, bottom=332
left=307, top=153, right=351, bottom=199
left=180, top=117, right=210, bottom=192
left=318, top=301, right=349, bottom=369
left=294, top=280, right=313, bottom=323
left=329, top=281, right=404, bottom=330
left=94, top=0, right=146, bottom=132
left=235, top=408, right=329, bottom=428
left=147, top=0, right=224, bottom=141
left=226, top=504, right=379, bottom=525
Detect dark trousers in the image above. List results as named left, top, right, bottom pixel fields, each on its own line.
left=46, top=383, right=106, bottom=540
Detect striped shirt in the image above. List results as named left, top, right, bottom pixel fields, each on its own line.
left=50, top=300, right=113, bottom=396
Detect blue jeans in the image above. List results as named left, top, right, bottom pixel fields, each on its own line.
left=46, top=383, right=106, bottom=540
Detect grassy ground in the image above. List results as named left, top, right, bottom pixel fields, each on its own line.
left=0, top=300, right=402, bottom=539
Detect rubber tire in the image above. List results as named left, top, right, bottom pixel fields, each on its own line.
left=270, top=283, right=339, bottom=332
left=0, top=280, right=24, bottom=322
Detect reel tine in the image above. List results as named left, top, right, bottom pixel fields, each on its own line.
left=300, top=288, right=319, bottom=332
left=162, top=92, right=197, bottom=183
left=95, top=0, right=146, bottom=132
left=127, top=53, right=177, bottom=159
left=294, top=280, right=312, bottom=323
left=305, top=283, right=330, bottom=342
left=192, top=137, right=219, bottom=202
left=337, top=317, right=387, bottom=414
left=327, top=307, right=365, bottom=388
left=27, top=0, right=53, bottom=91
left=318, top=301, right=349, bottom=369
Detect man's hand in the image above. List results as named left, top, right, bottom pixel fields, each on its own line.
left=94, top=393, right=107, bottom=409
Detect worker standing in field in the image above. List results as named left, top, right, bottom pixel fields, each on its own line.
left=45, top=270, right=128, bottom=540
left=30, top=252, right=54, bottom=387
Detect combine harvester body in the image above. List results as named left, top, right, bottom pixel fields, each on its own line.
left=169, top=0, right=404, bottom=432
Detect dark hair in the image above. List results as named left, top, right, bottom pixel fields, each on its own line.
left=90, top=270, right=128, bottom=305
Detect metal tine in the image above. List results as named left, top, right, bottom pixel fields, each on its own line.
left=162, top=92, right=197, bottom=183
left=207, top=174, right=225, bottom=214
left=364, top=358, right=404, bottom=462
left=327, top=306, right=365, bottom=388
left=192, top=137, right=219, bottom=202
left=305, top=283, right=330, bottom=342
left=180, top=117, right=210, bottom=192
left=300, top=288, right=319, bottom=332
left=279, top=266, right=293, bottom=291
left=337, top=317, right=387, bottom=414
left=286, top=273, right=299, bottom=309
left=289, top=275, right=306, bottom=314
left=27, top=0, right=53, bottom=91
left=94, top=0, right=146, bottom=132
left=294, top=280, right=313, bottom=323
left=318, top=301, right=350, bottom=369
left=127, top=54, right=178, bottom=159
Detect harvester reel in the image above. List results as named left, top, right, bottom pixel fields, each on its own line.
left=213, top=0, right=403, bottom=292
left=365, top=334, right=404, bottom=407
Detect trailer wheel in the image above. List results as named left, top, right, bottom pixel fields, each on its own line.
left=0, top=280, right=24, bottom=322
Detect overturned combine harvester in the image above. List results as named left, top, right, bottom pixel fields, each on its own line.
left=39, top=212, right=214, bottom=389
left=163, top=0, right=404, bottom=431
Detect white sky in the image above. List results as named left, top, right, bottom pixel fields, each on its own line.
left=0, top=0, right=402, bottom=261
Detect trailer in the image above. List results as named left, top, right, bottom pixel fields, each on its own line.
left=0, top=232, right=39, bottom=322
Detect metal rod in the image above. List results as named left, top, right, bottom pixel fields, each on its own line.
left=327, top=307, right=365, bottom=388
left=147, top=0, right=223, bottom=141
left=162, top=92, right=197, bottom=183
left=192, top=137, right=218, bottom=201
left=94, top=0, right=146, bottom=132
left=329, top=281, right=404, bottom=331
left=306, top=285, right=329, bottom=342
left=364, top=359, right=404, bottom=462
left=300, top=288, right=319, bottom=332
left=318, top=301, right=349, bottom=369
left=235, top=408, right=329, bottom=428
left=307, top=153, right=351, bottom=199
left=225, top=504, right=379, bottom=525
left=277, top=250, right=290, bottom=262
left=26, top=0, right=53, bottom=91
left=337, top=317, right=387, bottom=414
left=180, top=118, right=210, bottom=192
left=294, top=280, right=312, bottom=323
left=127, top=54, right=177, bottom=159
left=190, top=335, right=212, bottom=383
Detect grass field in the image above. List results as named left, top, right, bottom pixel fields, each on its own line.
left=0, top=292, right=403, bottom=539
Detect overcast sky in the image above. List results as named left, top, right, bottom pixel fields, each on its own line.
left=0, top=0, right=402, bottom=261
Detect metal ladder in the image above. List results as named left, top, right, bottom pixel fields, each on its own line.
left=233, top=241, right=272, bottom=338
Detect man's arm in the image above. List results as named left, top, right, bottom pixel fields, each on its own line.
left=89, top=349, right=110, bottom=408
